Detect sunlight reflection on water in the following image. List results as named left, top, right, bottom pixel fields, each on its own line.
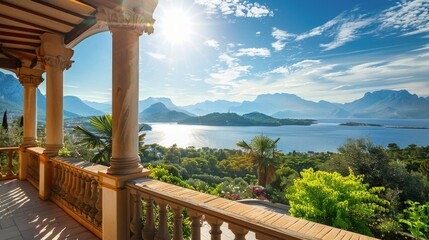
left=143, top=119, right=429, bottom=152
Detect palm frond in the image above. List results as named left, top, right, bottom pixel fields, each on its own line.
left=89, top=115, right=112, bottom=137
left=73, top=125, right=104, bottom=149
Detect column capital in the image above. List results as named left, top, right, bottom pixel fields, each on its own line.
left=96, top=5, right=157, bottom=35
left=17, top=67, right=44, bottom=87
left=39, top=33, right=74, bottom=71
left=40, top=55, right=73, bottom=71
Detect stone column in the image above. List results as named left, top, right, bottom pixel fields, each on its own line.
left=96, top=3, right=157, bottom=240
left=97, top=6, right=155, bottom=175
left=39, top=33, right=73, bottom=157
left=17, top=67, right=44, bottom=146
left=17, top=67, right=44, bottom=181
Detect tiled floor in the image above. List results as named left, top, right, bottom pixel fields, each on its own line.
left=0, top=179, right=98, bottom=240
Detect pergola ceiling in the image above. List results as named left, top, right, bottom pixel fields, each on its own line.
left=0, top=0, right=125, bottom=72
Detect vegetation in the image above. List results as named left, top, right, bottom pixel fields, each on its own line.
left=2, top=115, right=429, bottom=239
left=286, top=168, right=389, bottom=236
left=73, top=114, right=147, bottom=165
left=178, top=112, right=315, bottom=126
left=236, top=135, right=280, bottom=187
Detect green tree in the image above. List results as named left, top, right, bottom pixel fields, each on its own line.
left=399, top=201, right=429, bottom=239
left=2, top=110, right=8, bottom=130
left=286, top=168, right=389, bottom=236
left=236, top=135, right=280, bottom=187
left=73, top=114, right=146, bottom=165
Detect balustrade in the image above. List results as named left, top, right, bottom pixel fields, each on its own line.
left=50, top=157, right=107, bottom=238
left=0, top=147, right=19, bottom=180
left=26, top=149, right=40, bottom=188
left=127, top=178, right=377, bottom=240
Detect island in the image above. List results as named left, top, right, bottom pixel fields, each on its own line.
left=339, top=122, right=428, bottom=129
left=178, top=112, right=316, bottom=126
left=340, top=122, right=383, bottom=127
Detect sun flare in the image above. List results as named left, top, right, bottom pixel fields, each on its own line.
left=159, top=8, right=195, bottom=44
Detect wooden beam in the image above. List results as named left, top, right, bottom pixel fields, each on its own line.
left=0, top=58, right=19, bottom=69
left=31, top=0, right=88, bottom=19
left=0, top=24, right=45, bottom=34
left=0, top=13, right=62, bottom=34
left=0, top=31, right=39, bottom=40
left=0, top=47, right=36, bottom=55
left=0, top=2, right=76, bottom=27
left=65, top=17, right=97, bottom=45
left=77, top=0, right=121, bottom=9
left=0, top=39, right=40, bottom=47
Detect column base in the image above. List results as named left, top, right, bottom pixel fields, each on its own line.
left=107, top=156, right=143, bottom=175
left=43, top=144, right=63, bottom=157
left=22, top=137, right=37, bottom=147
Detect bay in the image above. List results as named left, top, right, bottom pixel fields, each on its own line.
left=143, top=119, right=429, bottom=153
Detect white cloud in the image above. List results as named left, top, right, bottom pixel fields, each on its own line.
left=271, top=28, right=295, bottom=51
left=296, top=15, right=342, bottom=41
left=235, top=48, right=271, bottom=57
left=270, top=66, right=289, bottom=74
left=205, top=53, right=251, bottom=86
left=146, top=52, right=166, bottom=60
left=379, top=0, right=429, bottom=36
left=64, top=84, right=79, bottom=89
left=205, top=39, right=220, bottom=49
left=320, top=19, right=372, bottom=51
left=195, top=0, right=273, bottom=18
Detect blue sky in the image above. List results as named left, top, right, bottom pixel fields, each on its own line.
left=39, top=0, right=429, bottom=105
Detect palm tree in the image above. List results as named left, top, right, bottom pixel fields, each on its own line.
left=73, top=114, right=146, bottom=165
left=236, top=135, right=280, bottom=187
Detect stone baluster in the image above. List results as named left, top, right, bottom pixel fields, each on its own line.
left=157, top=202, right=171, bottom=240
left=6, top=151, right=14, bottom=176
left=63, top=166, right=71, bottom=200
left=89, top=177, right=99, bottom=218
left=78, top=174, right=86, bottom=212
left=83, top=176, right=92, bottom=215
left=51, top=163, right=58, bottom=193
left=27, top=155, right=32, bottom=179
left=142, top=198, right=155, bottom=240
left=60, top=165, right=69, bottom=198
left=189, top=211, right=203, bottom=240
left=206, top=216, right=223, bottom=240
left=171, top=205, right=184, bottom=240
left=228, top=224, right=249, bottom=240
left=130, top=190, right=142, bottom=240
left=95, top=184, right=102, bottom=226
left=74, top=173, right=83, bottom=211
left=69, top=170, right=77, bottom=204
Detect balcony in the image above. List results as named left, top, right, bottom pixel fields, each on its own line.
left=0, top=147, right=378, bottom=240
left=0, top=1, right=379, bottom=239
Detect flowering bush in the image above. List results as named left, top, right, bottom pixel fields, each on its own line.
left=251, top=185, right=267, bottom=200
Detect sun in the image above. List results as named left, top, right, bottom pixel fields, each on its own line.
left=159, top=8, right=195, bottom=45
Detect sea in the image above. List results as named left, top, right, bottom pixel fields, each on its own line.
left=143, top=119, right=429, bottom=153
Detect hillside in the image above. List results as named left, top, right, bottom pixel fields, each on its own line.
left=178, top=112, right=316, bottom=126
left=140, top=103, right=191, bottom=122
left=243, top=112, right=315, bottom=125
left=182, top=100, right=241, bottom=116
left=64, top=96, right=104, bottom=117
left=343, top=90, right=429, bottom=118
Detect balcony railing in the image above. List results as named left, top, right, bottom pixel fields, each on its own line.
left=126, top=178, right=375, bottom=240
left=26, top=147, right=43, bottom=189
left=50, top=156, right=108, bottom=239
left=0, top=147, right=19, bottom=180
left=0, top=146, right=378, bottom=240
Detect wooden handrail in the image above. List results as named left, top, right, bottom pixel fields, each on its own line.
left=126, top=178, right=378, bottom=240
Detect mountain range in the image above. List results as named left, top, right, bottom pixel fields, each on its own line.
left=1, top=71, right=429, bottom=120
